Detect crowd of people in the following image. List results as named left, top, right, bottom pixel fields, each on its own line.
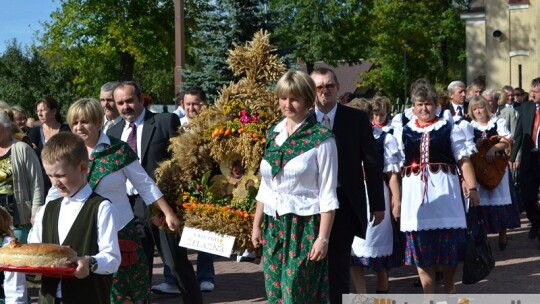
left=0, top=70, right=537, bottom=303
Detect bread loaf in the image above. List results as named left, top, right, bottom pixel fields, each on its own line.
left=0, top=241, right=77, bottom=268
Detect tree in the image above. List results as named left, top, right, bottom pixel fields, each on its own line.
left=182, top=0, right=274, bottom=102
left=361, top=0, right=466, bottom=100
left=268, top=0, right=372, bottom=72
left=38, top=0, right=209, bottom=103
left=0, top=39, right=77, bottom=117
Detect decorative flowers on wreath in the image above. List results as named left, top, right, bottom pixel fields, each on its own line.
left=209, top=100, right=266, bottom=142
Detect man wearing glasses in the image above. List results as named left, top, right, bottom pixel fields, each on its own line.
left=311, top=67, right=385, bottom=303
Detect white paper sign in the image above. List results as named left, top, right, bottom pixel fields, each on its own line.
left=179, top=227, right=236, bottom=258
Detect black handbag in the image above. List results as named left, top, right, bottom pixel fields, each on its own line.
left=462, top=208, right=495, bottom=285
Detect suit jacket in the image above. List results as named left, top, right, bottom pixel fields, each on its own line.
left=27, top=123, right=71, bottom=157
left=511, top=101, right=536, bottom=165
left=498, top=107, right=518, bottom=137
left=444, top=101, right=469, bottom=119
left=332, top=104, right=385, bottom=238
left=107, top=110, right=180, bottom=179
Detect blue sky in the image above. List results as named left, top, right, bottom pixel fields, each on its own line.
left=0, top=0, right=60, bottom=53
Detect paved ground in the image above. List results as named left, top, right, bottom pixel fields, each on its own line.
left=29, top=215, right=540, bottom=303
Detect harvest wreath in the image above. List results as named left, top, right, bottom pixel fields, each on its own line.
left=154, top=30, right=286, bottom=253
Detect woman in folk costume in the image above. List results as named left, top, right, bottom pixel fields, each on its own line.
left=346, top=99, right=403, bottom=294
left=252, top=70, right=338, bottom=303
left=396, top=81, right=480, bottom=294
left=467, top=96, right=520, bottom=250
left=47, top=98, right=181, bottom=304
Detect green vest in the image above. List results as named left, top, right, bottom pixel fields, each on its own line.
left=38, top=192, right=112, bottom=304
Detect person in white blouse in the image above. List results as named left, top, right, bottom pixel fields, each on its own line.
left=397, top=81, right=480, bottom=294
left=467, top=96, right=521, bottom=250
left=29, top=132, right=121, bottom=303
left=45, top=98, right=180, bottom=304
left=251, top=70, right=339, bottom=303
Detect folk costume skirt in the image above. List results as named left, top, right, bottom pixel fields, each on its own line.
left=404, top=228, right=467, bottom=268
left=262, top=213, right=329, bottom=304
left=111, top=219, right=151, bottom=303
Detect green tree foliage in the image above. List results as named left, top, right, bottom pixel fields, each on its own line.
left=38, top=0, right=209, bottom=104
left=0, top=40, right=77, bottom=118
left=268, top=0, right=372, bottom=71
left=182, top=0, right=274, bottom=102
left=361, top=0, right=466, bottom=100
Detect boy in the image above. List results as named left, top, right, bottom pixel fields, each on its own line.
left=28, top=133, right=120, bottom=304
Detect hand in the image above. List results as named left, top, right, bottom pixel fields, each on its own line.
left=251, top=226, right=263, bottom=248
left=71, top=256, right=91, bottom=279
left=164, top=213, right=182, bottom=232
left=462, top=182, right=470, bottom=198
left=308, top=238, right=328, bottom=262
left=511, top=161, right=520, bottom=170
left=486, top=147, right=497, bottom=162
left=370, top=211, right=384, bottom=226
left=391, top=201, right=401, bottom=221
left=468, top=189, right=480, bottom=207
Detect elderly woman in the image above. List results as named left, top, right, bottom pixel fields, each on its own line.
left=396, top=81, right=480, bottom=294
left=467, top=96, right=521, bottom=250
left=0, top=110, right=44, bottom=243
left=251, top=70, right=338, bottom=303
left=27, top=96, right=71, bottom=194
left=46, top=98, right=181, bottom=304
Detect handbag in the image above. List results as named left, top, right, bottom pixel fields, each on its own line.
left=470, top=135, right=512, bottom=190
left=462, top=208, right=495, bottom=285
left=118, top=239, right=139, bottom=267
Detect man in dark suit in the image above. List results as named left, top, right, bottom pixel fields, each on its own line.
left=510, top=77, right=540, bottom=248
left=445, top=80, right=469, bottom=119
left=107, top=81, right=202, bottom=304
left=311, top=67, right=385, bottom=303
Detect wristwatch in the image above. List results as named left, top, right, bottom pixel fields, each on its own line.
left=89, top=257, right=98, bottom=273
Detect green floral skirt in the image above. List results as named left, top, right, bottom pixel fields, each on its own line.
left=262, top=213, right=329, bottom=304
left=111, top=219, right=150, bottom=303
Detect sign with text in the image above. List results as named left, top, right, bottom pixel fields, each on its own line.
left=179, top=227, right=235, bottom=258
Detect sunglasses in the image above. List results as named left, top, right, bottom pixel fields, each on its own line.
left=316, top=83, right=336, bottom=92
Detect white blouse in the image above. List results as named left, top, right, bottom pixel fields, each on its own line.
left=470, top=115, right=512, bottom=139
left=256, top=118, right=339, bottom=217
left=46, top=132, right=163, bottom=230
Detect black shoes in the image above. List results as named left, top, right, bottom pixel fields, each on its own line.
left=498, top=240, right=508, bottom=251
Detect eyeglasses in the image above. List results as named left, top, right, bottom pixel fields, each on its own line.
left=316, top=83, right=336, bottom=93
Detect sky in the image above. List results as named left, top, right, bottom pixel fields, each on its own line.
left=0, top=0, right=61, bottom=53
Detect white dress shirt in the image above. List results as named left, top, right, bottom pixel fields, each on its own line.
left=315, top=104, right=338, bottom=129
left=255, top=118, right=339, bottom=217
left=29, top=184, right=121, bottom=274
left=121, top=111, right=146, bottom=195
left=102, top=115, right=123, bottom=134
left=46, top=132, right=164, bottom=230
left=2, top=236, right=28, bottom=304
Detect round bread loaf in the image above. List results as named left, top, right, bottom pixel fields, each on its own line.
left=0, top=241, right=77, bottom=268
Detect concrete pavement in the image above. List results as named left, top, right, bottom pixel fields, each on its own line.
left=150, top=215, right=540, bottom=303
left=27, top=215, right=540, bottom=303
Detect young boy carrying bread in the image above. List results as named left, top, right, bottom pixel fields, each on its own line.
left=28, top=132, right=120, bottom=304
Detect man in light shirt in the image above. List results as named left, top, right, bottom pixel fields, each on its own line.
left=100, top=82, right=123, bottom=133
left=180, top=87, right=206, bottom=125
